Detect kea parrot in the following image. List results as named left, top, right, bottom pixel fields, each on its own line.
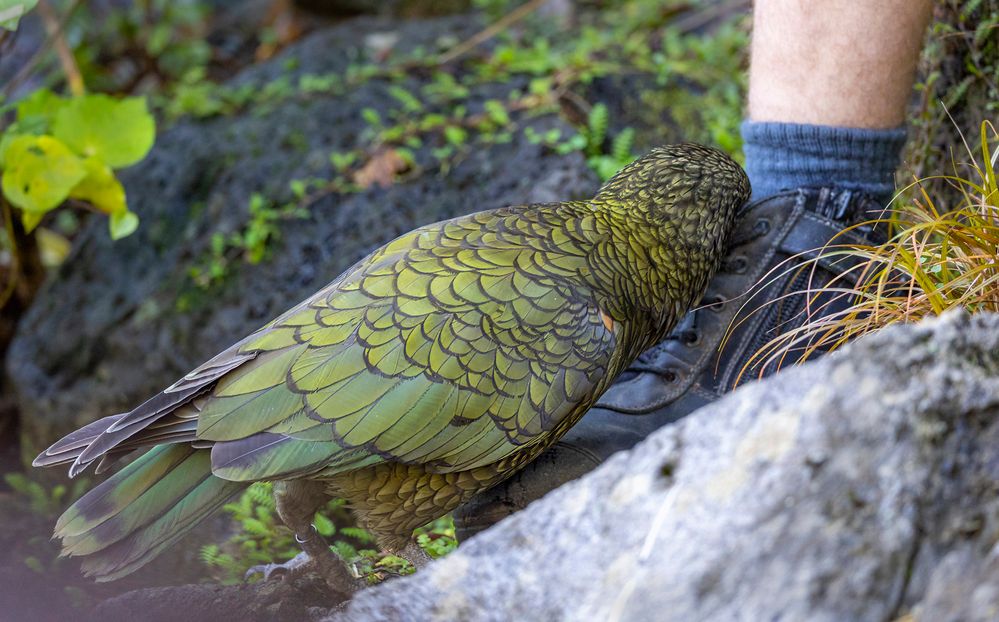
left=34, top=143, right=750, bottom=593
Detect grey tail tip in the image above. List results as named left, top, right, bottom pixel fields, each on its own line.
left=31, top=448, right=63, bottom=469
left=68, top=458, right=91, bottom=479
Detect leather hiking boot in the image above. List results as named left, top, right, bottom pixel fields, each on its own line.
left=453, top=187, right=887, bottom=541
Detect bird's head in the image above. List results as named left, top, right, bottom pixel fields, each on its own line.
left=592, top=143, right=751, bottom=245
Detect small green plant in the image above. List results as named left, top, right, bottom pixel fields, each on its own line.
left=651, top=20, right=749, bottom=156
left=525, top=103, right=638, bottom=181
left=580, top=104, right=638, bottom=181
left=2, top=470, right=91, bottom=576
left=4, top=471, right=89, bottom=519
left=187, top=192, right=308, bottom=289
left=199, top=482, right=302, bottom=583
left=203, top=482, right=458, bottom=584
left=414, top=515, right=458, bottom=559
left=72, top=0, right=212, bottom=95
left=1, top=89, right=155, bottom=238
left=201, top=482, right=382, bottom=584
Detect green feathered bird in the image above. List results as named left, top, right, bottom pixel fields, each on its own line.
left=34, top=143, right=749, bottom=589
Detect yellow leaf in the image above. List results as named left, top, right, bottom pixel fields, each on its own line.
left=69, top=157, right=126, bottom=214
left=1, top=134, right=85, bottom=213
left=20, top=210, right=43, bottom=233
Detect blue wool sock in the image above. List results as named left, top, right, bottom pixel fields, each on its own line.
left=740, top=121, right=908, bottom=206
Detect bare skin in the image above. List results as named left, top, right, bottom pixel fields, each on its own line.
left=749, top=0, right=934, bottom=128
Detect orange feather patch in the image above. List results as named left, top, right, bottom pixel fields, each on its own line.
left=599, top=309, right=614, bottom=332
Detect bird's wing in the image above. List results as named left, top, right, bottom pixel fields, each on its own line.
left=71, top=205, right=620, bottom=482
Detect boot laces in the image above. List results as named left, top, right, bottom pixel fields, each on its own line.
left=628, top=205, right=773, bottom=379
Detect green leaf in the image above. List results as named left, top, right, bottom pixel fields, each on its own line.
left=361, top=108, right=382, bottom=127
left=16, top=88, right=66, bottom=128
left=4, top=472, right=29, bottom=495
left=329, top=151, right=356, bottom=171
left=444, top=125, right=468, bottom=146
left=1, top=135, right=86, bottom=213
left=0, top=116, right=50, bottom=167
left=23, top=556, right=44, bottom=574
left=387, top=86, right=422, bottom=113
left=146, top=23, right=172, bottom=56
left=52, top=94, right=156, bottom=168
left=0, top=129, right=17, bottom=168
left=611, top=128, right=636, bottom=163
left=528, top=77, right=552, bottom=95
left=109, top=210, right=139, bottom=240
left=0, top=0, right=37, bottom=31
left=586, top=103, right=609, bottom=154
left=483, top=99, right=510, bottom=126
left=21, top=210, right=43, bottom=233
left=313, top=513, right=335, bottom=537
left=395, top=147, right=415, bottom=167
left=69, top=158, right=126, bottom=214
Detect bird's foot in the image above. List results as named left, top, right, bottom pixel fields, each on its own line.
left=245, top=537, right=366, bottom=597
left=312, top=552, right=367, bottom=596
left=245, top=550, right=313, bottom=582
left=299, top=531, right=367, bottom=596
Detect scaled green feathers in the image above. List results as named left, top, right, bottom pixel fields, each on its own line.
left=35, top=143, right=749, bottom=580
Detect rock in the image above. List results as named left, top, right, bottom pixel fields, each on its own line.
left=335, top=311, right=999, bottom=622
left=916, top=547, right=999, bottom=622
left=91, top=573, right=344, bottom=622
left=6, top=13, right=599, bottom=450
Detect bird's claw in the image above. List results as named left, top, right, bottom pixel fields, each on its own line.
left=244, top=550, right=312, bottom=582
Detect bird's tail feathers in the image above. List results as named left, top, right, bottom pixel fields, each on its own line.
left=32, top=414, right=126, bottom=469
left=54, top=443, right=246, bottom=581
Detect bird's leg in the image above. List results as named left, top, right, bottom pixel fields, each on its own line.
left=245, top=480, right=364, bottom=596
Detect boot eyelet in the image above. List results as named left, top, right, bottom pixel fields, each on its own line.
left=661, top=369, right=678, bottom=383
left=727, top=255, right=748, bottom=274
left=755, top=218, right=771, bottom=235
left=704, top=295, right=726, bottom=312
left=681, top=330, right=701, bottom=346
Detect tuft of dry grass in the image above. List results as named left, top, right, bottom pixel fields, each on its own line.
left=739, top=121, right=999, bottom=377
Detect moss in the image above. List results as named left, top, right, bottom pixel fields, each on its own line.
left=906, top=0, right=999, bottom=210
